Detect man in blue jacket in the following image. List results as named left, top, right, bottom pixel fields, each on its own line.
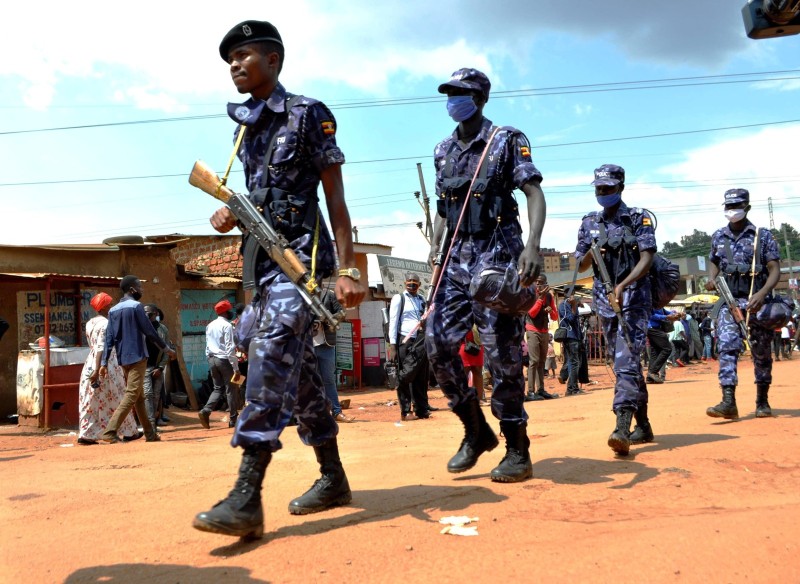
left=100, top=275, right=175, bottom=443
left=557, top=294, right=586, bottom=396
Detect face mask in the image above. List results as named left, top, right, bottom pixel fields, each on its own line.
left=131, top=291, right=142, bottom=301
left=596, top=193, right=621, bottom=208
left=156, top=316, right=161, bottom=322
left=446, top=95, right=478, bottom=122
left=724, top=209, right=746, bottom=223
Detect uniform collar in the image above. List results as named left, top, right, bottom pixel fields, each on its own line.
left=597, top=200, right=631, bottom=223
left=451, top=116, right=493, bottom=149
left=721, top=219, right=756, bottom=240
left=227, top=83, right=288, bottom=125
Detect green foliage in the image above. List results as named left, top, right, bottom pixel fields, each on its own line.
left=662, top=223, right=800, bottom=261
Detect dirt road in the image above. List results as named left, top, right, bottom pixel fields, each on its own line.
left=2, top=357, right=799, bottom=583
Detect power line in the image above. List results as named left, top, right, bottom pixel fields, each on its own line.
left=2, top=69, right=799, bottom=135
left=2, top=118, right=799, bottom=189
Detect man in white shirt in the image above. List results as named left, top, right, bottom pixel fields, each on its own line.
left=199, top=300, right=240, bottom=429
left=388, top=273, right=430, bottom=420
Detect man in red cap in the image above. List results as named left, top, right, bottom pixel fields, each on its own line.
left=199, top=299, right=240, bottom=429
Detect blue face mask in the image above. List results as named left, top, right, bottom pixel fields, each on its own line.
left=596, top=193, right=621, bottom=208
left=447, top=95, right=478, bottom=122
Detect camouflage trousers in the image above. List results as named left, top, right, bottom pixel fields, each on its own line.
left=600, top=307, right=649, bottom=412
left=716, top=303, right=773, bottom=387
left=231, top=269, right=337, bottom=451
left=425, top=231, right=527, bottom=423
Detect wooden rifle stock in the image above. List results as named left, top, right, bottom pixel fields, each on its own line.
left=189, top=161, right=235, bottom=204
left=188, top=160, right=308, bottom=281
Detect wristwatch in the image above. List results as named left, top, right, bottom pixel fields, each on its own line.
left=338, top=267, right=361, bottom=282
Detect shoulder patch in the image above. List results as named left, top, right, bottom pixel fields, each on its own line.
left=321, top=120, right=335, bottom=135
left=642, top=217, right=652, bottom=227
left=520, top=145, right=531, bottom=158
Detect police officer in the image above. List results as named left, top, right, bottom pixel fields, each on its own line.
left=575, top=164, right=656, bottom=455
left=426, top=68, right=546, bottom=483
left=704, top=188, right=781, bottom=419
left=194, top=20, right=366, bottom=540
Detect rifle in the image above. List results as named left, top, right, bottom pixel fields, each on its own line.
left=188, top=161, right=345, bottom=331
left=590, top=242, right=633, bottom=351
left=714, top=275, right=751, bottom=346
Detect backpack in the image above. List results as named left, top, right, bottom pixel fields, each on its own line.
left=649, top=254, right=680, bottom=309
left=597, top=208, right=680, bottom=310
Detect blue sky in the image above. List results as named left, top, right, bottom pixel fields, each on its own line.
left=2, top=1, right=800, bottom=283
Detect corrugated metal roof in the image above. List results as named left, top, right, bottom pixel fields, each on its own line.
left=0, top=272, right=123, bottom=281
left=204, top=276, right=241, bottom=285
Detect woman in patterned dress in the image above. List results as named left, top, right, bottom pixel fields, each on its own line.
left=77, top=293, right=139, bottom=445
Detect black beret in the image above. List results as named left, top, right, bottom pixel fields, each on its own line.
left=219, top=20, right=283, bottom=61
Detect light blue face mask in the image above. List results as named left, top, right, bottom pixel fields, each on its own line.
left=446, top=95, right=478, bottom=122
left=596, top=193, right=622, bottom=208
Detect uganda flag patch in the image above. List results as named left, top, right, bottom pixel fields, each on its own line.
left=520, top=146, right=531, bottom=158
left=321, top=121, right=335, bottom=135
left=642, top=217, right=652, bottom=226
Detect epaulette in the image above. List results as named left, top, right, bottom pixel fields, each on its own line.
left=581, top=211, right=600, bottom=221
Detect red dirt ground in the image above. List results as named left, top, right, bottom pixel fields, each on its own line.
left=2, top=357, right=799, bottom=583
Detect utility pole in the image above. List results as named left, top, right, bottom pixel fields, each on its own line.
left=768, top=197, right=775, bottom=229
left=416, top=163, right=433, bottom=241
left=783, top=223, right=797, bottom=303
left=352, top=226, right=358, bottom=243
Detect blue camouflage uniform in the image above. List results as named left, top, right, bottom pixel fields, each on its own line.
left=226, top=83, right=343, bottom=452
left=425, top=117, right=542, bottom=423
left=575, top=203, right=656, bottom=411
left=710, top=221, right=780, bottom=387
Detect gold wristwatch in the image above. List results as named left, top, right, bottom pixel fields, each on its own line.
left=338, top=267, right=361, bottom=282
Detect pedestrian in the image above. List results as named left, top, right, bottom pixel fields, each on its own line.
left=388, top=273, right=431, bottom=420
left=426, top=67, right=546, bottom=483
left=524, top=275, right=559, bottom=401
left=314, top=287, right=354, bottom=423
left=193, top=21, right=365, bottom=540
left=198, top=300, right=240, bottom=430
left=704, top=188, right=781, bottom=419
left=142, top=304, right=169, bottom=429
left=574, top=164, right=656, bottom=455
left=99, top=276, right=176, bottom=444
left=669, top=313, right=690, bottom=366
left=558, top=295, right=588, bottom=396
left=699, top=312, right=714, bottom=361
left=646, top=307, right=678, bottom=384
left=77, top=292, right=139, bottom=445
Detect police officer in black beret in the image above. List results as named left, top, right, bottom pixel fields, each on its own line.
left=193, top=20, right=366, bottom=541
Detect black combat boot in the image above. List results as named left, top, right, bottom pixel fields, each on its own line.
left=706, top=385, right=738, bottom=419
left=447, top=398, right=499, bottom=473
left=608, top=408, right=634, bottom=455
left=755, top=383, right=772, bottom=418
left=288, top=437, right=352, bottom=515
left=193, top=445, right=271, bottom=540
left=629, top=404, right=654, bottom=445
left=490, top=421, right=533, bottom=483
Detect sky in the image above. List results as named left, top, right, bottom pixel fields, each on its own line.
left=2, top=1, right=800, bottom=284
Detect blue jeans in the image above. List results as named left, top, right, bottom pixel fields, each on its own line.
left=563, top=340, right=582, bottom=392
left=702, top=334, right=713, bottom=359
left=315, top=344, right=342, bottom=416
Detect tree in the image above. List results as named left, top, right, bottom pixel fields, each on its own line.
left=661, top=229, right=712, bottom=259
left=771, top=223, right=800, bottom=262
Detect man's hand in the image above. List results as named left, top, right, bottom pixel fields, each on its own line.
left=518, top=246, right=543, bottom=287
left=165, top=347, right=177, bottom=359
left=747, top=290, right=768, bottom=312
left=613, top=283, right=626, bottom=302
left=705, top=280, right=717, bottom=292
left=210, top=207, right=237, bottom=233
left=335, top=276, right=366, bottom=310
left=387, top=344, right=397, bottom=362
left=152, top=368, right=162, bottom=379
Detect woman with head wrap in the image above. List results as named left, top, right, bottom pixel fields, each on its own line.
left=77, top=292, right=140, bottom=445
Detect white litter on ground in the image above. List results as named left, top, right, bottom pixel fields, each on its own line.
left=439, top=516, right=480, bottom=536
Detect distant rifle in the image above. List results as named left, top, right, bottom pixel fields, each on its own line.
left=188, top=161, right=345, bottom=330
left=589, top=242, right=633, bottom=351
left=714, top=275, right=751, bottom=347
